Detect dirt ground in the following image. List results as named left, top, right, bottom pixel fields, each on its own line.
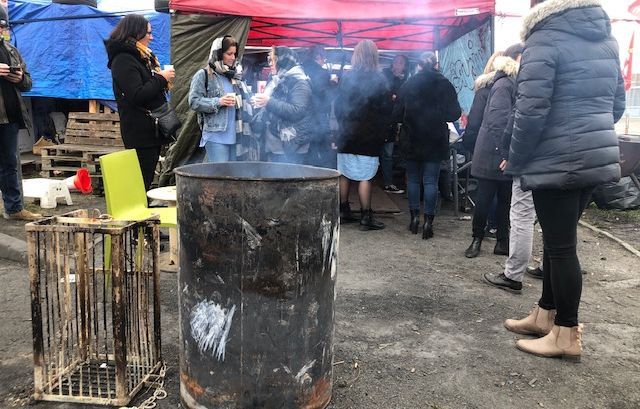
left=1, top=189, right=639, bottom=409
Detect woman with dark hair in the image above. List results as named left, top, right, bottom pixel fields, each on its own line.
left=105, top=14, right=175, bottom=190
left=189, top=35, right=246, bottom=163
left=394, top=51, right=461, bottom=239
left=253, top=46, right=313, bottom=164
left=334, top=39, right=390, bottom=230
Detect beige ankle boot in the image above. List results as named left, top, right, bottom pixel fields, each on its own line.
left=504, top=305, right=556, bottom=336
left=516, top=324, right=583, bottom=361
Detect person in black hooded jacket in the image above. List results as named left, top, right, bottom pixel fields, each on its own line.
left=393, top=52, right=461, bottom=239
left=501, top=0, right=625, bottom=361
left=464, top=44, right=523, bottom=258
left=105, top=14, right=174, bottom=190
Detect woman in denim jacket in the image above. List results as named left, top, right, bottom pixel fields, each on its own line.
left=189, top=35, right=242, bottom=162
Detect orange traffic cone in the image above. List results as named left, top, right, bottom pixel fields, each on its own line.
left=64, top=168, right=93, bottom=194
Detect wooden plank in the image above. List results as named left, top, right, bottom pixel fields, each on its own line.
left=68, top=112, right=120, bottom=122
left=65, top=136, right=124, bottom=147
left=65, top=129, right=121, bottom=139
left=43, top=142, right=122, bottom=153
left=66, top=122, right=120, bottom=132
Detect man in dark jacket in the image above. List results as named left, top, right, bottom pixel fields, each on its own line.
left=0, top=6, right=41, bottom=221
left=380, top=55, right=408, bottom=194
left=302, top=46, right=334, bottom=168
left=394, top=52, right=461, bottom=239
left=501, top=0, right=625, bottom=361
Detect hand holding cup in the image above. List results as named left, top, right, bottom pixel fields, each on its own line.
left=252, top=93, right=269, bottom=108
left=220, top=93, right=236, bottom=107
left=160, top=65, right=175, bottom=82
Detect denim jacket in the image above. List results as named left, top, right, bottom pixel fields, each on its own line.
left=188, top=68, right=230, bottom=133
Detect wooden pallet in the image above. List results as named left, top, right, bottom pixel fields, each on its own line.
left=64, top=112, right=124, bottom=147
left=39, top=112, right=124, bottom=194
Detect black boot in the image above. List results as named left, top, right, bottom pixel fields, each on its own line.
left=360, top=208, right=385, bottom=231
left=494, top=240, right=509, bottom=255
left=340, top=202, right=358, bottom=224
left=465, top=237, right=482, bottom=258
left=422, top=214, right=434, bottom=240
left=409, top=210, right=420, bottom=234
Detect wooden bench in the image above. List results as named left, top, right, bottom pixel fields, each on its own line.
left=41, top=112, right=124, bottom=194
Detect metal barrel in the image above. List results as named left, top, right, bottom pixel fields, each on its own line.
left=175, top=162, right=340, bottom=409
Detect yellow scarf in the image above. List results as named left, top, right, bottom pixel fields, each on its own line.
left=135, top=41, right=160, bottom=72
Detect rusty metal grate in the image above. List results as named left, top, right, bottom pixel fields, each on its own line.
left=26, top=210, right=162, bottom=406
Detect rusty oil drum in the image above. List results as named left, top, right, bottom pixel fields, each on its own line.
left=174, top=162, right=340, bottom=409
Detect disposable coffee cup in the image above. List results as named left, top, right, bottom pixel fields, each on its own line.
left=164, top=64, right=174, bottom=71
left=257, top=81, right=267, bottom=93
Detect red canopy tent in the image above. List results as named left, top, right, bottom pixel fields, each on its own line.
left=169, top=0, right=496, bottom=50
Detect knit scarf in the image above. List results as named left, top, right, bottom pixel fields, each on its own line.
left=135, top=40, right=160, bottom=72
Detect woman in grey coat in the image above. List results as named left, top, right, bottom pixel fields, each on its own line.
left=502, top=0, right=625, bottom=361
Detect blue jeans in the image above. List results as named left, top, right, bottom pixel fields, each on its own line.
left=205, top=141, right=237, bottom=163
left=406, top=160, right=441, bottom=216
left=380, top=142, right=394, bottom=186
left=0, top=123, right=22, bottom=214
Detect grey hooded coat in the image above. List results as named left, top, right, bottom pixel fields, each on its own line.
left=506, top=0, right=625, bottom=191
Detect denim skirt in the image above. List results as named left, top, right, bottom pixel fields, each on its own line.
left=337, top=153, right=379, bottom=181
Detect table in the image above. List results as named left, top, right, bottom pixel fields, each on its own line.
left=147, top=186, right=178, bottom=268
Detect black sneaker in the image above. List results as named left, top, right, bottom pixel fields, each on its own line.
left=526, top=266, right=544, bottom=279
left=483, top=273, right=522, bottom=294
left=384, top=184, right=405, bottom=194
left=493, top=240, right=509, bottom=255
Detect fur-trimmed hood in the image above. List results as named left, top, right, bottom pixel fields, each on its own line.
left=493, top=56, right=519, bottom=78
left=520, top=0, right=608, bottom=42
left=474, top=71, right=496, bottom=91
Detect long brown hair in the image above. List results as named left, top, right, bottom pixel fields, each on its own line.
left=351, top=40, right=379, bottom=72
left=109, top=14, right=149, bottom=43
left=483, top=51, right=505, bottom=74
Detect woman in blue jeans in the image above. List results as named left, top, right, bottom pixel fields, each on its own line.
left=189, top=35, right=242, bottom=163
left=393, top=52, right=461, bottom=239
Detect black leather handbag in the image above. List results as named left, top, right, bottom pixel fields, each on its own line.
left=149, top=102, right=181, bottom=143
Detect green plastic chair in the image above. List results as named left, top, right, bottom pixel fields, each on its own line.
left=99, top=149, right=177, bottom=227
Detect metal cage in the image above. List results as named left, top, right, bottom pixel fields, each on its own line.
left=26, top=210, right=162, bottom=406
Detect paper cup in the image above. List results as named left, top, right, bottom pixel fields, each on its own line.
left=257, top=81, right=267, bottom=93
left=164, top=64, right=174, bottom=71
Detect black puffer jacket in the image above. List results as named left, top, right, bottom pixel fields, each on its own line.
left=105, top=40, right=168, bottom=149
left=471, top=56, right=518, bottom=180
left=335, top=69, right=390, bottom=157
left=462, top=71, right=495, bottom=154
left=506, top=0, right=626, bottom=190
left=264, top=65, right=314, bottom=155
left=393, top=67, right=461, bottom=162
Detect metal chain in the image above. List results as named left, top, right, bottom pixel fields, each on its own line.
left=119, top=362, right=168, bottom=409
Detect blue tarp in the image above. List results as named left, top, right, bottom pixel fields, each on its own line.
left=8, top=0, right=169, bottom=100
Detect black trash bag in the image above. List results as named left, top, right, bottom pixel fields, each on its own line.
left=592, top=176, right=640, bottom=210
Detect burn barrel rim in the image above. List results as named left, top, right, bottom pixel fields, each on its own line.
left=174, top=161, right=340, bottom=181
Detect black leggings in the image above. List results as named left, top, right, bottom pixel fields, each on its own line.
left=135, top=146, right=161, bottom=191
left=472, top=178, right=512, bottom=241
left=533, top=186, right=594, bottom=327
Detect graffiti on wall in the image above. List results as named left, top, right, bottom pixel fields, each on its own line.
left=440, top=21, right=492, bottom=114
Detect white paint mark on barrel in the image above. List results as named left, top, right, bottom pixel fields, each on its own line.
left=239, top=217, right=262, bottom=250
left=295, top=360, right=316, bottom=384
left=190, top=301, right=236, bottom=361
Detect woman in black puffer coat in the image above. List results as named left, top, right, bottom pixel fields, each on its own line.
left=254, top=46, right=313, bottom=164
left=105, top=14, right=174, bottom=190
left=394, top=52, right=461, bottom=239
left=502, top=0, right=625, bottom=361
left=465, top=45, right=522, bottom=258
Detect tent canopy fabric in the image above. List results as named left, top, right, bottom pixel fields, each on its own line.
left=9, top=0, right=169, bottom=100
left=170, top=0, right=495, bottom=50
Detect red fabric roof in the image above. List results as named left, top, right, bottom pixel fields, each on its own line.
left=170, top=0, right=495, bottom=50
